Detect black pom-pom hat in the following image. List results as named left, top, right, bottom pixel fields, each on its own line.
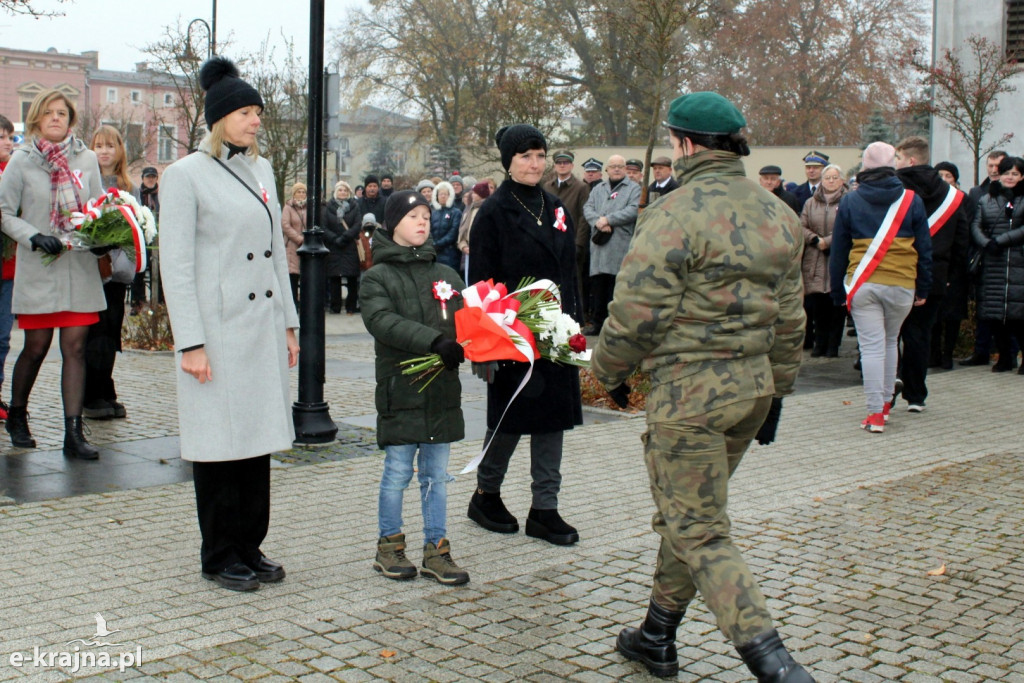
left=199, top=56, right=264, bottom=128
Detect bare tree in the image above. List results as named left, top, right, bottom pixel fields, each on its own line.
left=1, top=0, right=68, bottom=16
left=908, top=34, right=1019, bottom=186
left=140, top=21, right=212, bottom=154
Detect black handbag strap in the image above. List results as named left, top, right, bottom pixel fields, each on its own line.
left=213, top=157, right=273, bottom=231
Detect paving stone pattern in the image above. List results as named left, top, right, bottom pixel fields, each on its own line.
left=0, top=320, right=1023, bottom=680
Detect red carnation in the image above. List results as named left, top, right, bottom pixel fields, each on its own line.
left=568, top=333, right=587, bottom=353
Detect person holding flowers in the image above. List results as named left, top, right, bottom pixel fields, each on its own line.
left=465, top=123, right=583, bottom=546
left=360, top=190, right=469, bottom=585
left=82, top=125, right=139, bottom=421
left=0, top=89, right=105, bottom=459
left=159, top=56, right=299, bottom=592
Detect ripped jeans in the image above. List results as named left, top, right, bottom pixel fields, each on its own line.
left=378, top=442, right=453, bottom=545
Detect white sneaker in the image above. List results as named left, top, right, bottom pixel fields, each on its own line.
left=907, top=404, right=926, bottom=413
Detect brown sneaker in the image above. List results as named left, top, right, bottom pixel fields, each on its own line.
left=373, top=533, right=417, bottom=580
left=421, top=538, right=469, bottom=585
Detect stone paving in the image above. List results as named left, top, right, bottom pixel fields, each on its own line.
left=0, top=313, right=1023, bottom=681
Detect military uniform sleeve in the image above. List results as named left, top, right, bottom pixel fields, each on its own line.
left=591, top=210, right=686, bottom=389
left=768, top=235, right=806, bottom=397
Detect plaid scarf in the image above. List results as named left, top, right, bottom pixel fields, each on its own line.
left=35, top=135, right=83, bottom=235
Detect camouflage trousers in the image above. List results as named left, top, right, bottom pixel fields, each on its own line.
left=643, top=394, right=774, bottom=647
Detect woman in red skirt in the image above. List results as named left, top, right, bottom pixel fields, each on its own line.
left=0, top=89, right=105, bottom=458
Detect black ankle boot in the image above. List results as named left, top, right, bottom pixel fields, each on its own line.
left=63, top=416, right=99, bottom=460
left=736, top=629, right=814, bottom=682
left=6, top=405, right=35, bottom=448
left=525, top=507, right=579, bottom=545
left=616, top=600, right=685, bottom=678
left=468, top=489, right=519, bottom=533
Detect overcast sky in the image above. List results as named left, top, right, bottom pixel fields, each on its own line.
left=1, top=0, right=366, bottom=72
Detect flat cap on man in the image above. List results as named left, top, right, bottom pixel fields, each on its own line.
left=664, top=91, right=746, bottom=135
left=758, top=165, right=783, bottom=176
left=553, top=150, right=575, bottom=162
left=651, top=156, right=673, bottom=167
left=625, top=159, right=643, bottom=170
left=582, top=157, right=603, bottom=171
left=802, top=151, right=830, bottom=166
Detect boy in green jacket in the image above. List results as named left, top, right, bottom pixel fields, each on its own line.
left=359, top=190, right=469, bottom=585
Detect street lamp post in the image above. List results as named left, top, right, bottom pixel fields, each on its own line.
left=292, top=0, right=337, bottom=445
left=185, top=19, right=212, bottom=61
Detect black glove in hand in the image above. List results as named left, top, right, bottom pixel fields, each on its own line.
left=984, top=239, right=1001, bottom=255
left=472, top=361, right=498, bottom=383
left=755, top=397, right=783, bottom=445
left=430, top=337, right=464, bottom=370
left=90, top=244, right=115, bottom=256
left=608, top=383, right=631, bottom=409
left=29, top=234, right=63, bottom=255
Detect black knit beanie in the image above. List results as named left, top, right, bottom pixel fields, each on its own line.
left=200, top=56, right=264, bottom=128
left=364, top=174, right=380, bottom=187
left=384, top=190, right=430, bottom=234
left=495, top=124, right=547, bottom=170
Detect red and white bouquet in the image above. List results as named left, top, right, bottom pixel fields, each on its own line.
left=46, top=187, right=157, bottom=272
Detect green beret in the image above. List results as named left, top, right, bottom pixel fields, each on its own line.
left=664, top=91, right=746, bottom=135
left=553, top=150, right=574, bottom=162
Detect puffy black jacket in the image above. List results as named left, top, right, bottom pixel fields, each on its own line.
left=970, top=181, right=1024, bottom=322
left=359, top=229, right=466, bottom=447
left=322, top=198, right=361, bottom=278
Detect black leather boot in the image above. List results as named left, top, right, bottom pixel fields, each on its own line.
left=6, top=405, right=35, bottom=448
left=736, top=629, right=815, bottom=682
left=616, top=600, right=685, bottom=678
left=467, top=489, right=519, bottom=533
left=63, top=416, right=99, bottom=460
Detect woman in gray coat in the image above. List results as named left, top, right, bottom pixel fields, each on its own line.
left=0, top=89, right=105, bottom=459
left=159, top=57, right=300, bottom=592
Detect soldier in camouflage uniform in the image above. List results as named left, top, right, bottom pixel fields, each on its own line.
left=591, top=92, right=814, bottom=682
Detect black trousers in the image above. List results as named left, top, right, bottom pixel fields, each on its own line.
left=344, top=275, right=360, bottom=313
left=804, top=292, right=845, bottom=354
left=590, top=273, right=616, bottom=333
left=84, top=282, right=127, bottom=403
left=289, top=273, right=300, bottom=307
left=898, top=295, right=942, bottom=405
left=476, top=429, right=564, bottom=509
left=993, top=320, right=1024, bottom=368
left=192, top=455, right=271, bottom=573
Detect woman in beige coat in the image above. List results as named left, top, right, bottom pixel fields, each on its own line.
left=160, top=57, right=300, bottom=592
left=800, top=163, right=847, bottom=357
left=0, top=89, right=105, bottom=458
left=281, top=182, right=306, bottom=306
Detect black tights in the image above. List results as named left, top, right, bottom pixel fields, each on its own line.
left=10, top=325, right=89, bottom=416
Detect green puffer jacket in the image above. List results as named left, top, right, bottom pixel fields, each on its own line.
left=591, top=150, right=806, bottom=416
left=359, top=229, right=466, bottom=447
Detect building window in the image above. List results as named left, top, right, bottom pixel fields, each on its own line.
left=158, top=125, right=176, bottom=163
left=1008, top=0, right=1024, bottom=60
left=130, top=90, right=142, bottom=104
left=163, top=93, right=174, bottom=107
left=107, top=88, right=117, bottom=103
left=125, top=123, right=144, bottom=161
left=20, top=101, right=32, bottom=123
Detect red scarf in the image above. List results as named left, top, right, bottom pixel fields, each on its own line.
left=35, top=136, right=83, bottom=234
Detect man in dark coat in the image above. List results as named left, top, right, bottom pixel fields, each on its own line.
left=647, top=156, right=679, bottom=204
left=758, top=164, right=800, bottom=215
left=358, top=175, right=386, bottom=224
left=793, top=150, right=829, bottom=211
left=894, top=136, right=970, bottom=411
left=543, top=150, right=591, bottom=320
left=582, top=157, right=603, bottom=188
left=379, top=173, right=394, bottom=199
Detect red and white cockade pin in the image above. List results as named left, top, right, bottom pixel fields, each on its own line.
left=553, top=207, right=567, bottom=232
left=71, top=169, right=83, bottom=189
left=432, top=280, right=457, bottom=320
left=259, top=182, right=269, bottom=204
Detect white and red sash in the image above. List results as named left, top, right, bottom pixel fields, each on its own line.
left=845, top=189, right=916, bottom=310
left=926, top=183, right=964, bottom=236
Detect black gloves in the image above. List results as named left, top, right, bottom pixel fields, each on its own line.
left=30, top=234, right=63, bottom=255
left=984, top=239, right=1001, bottom=255
left=430, top=337, right=464, bottom=370
left=472, top=361, right=498, bottom=383
left=608, top=383, right=631, bottom=409
left=90, top=244, right=115, bottom=256
left=755, top=397, right=783, bottom=446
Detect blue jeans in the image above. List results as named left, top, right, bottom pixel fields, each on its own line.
left=378, top=442, right=453, bottom=545
left=0, top=278, right=13, bottom=393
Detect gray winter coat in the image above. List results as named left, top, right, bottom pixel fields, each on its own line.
left=0, top=137, right=106, bottom=314
left=159, top=139, right=300, bottom=462
left=584, top=177, right=640, bottom=276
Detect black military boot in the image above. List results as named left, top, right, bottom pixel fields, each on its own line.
left=736, top=629, right=815, bottom=682
left=616, top=600, right=685, bottom=678
left=63, top=416, right=99, bottom=460
left=6, top=405, right=35, bottom=448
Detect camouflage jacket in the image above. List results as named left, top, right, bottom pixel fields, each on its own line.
left=591, top=150, right=805, bottom=420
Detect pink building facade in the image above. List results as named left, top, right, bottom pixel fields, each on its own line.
left=0, top=46, right=193, bottom=176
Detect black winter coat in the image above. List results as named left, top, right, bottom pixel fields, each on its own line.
left=469, top=179, right=583, bottom=434
left=359, top=229, right=465, bottom=447
left=358, top=195, right=386, bottom=225
left=322, top=197, right=362, bottom=278
left=971, top=181, right=1024, bottom=322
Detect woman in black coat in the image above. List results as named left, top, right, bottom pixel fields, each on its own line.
left=970, top=155, right=1024, bottom=372
left=322, top=180, right=362, bottom=314
left=466, top=124, right=583, bottom=546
